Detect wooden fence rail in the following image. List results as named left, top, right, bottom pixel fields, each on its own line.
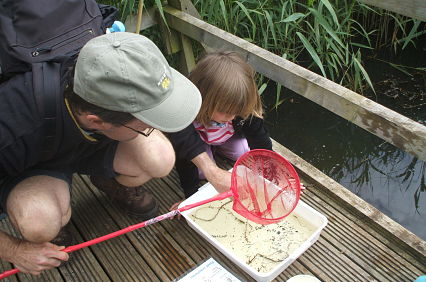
left=359, top=0, right=426, bottom=22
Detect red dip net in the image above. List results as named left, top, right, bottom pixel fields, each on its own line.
left=231, top=149, right=301, bottom=225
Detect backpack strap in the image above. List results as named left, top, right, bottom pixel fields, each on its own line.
left=32, top=62, right=62, bottom=161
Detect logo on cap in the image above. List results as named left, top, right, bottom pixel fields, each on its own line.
left=158, top=68, right=171, bottom=90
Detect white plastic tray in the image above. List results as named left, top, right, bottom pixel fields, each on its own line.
left=179, top=182, right=328, bottom=282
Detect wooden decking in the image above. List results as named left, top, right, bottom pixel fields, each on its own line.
left=1, top=143, right=426, bottom=281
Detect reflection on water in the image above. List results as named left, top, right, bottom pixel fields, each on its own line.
left=264, top=93, right=426, bottom=240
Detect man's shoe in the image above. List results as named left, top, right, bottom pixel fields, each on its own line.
left=90, top=175, right=159, bottom=220
left=51, top=223, right=74, bottom=247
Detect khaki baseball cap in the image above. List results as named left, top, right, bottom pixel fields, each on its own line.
left=73, top=32, right=201, bottom=132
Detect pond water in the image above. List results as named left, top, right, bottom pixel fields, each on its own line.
left=263, top=56, right=426, bottom=240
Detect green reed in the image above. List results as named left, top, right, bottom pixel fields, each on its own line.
left=193, top=0, right=425, bottom=97
left=100, top=0, right=425, bottom=101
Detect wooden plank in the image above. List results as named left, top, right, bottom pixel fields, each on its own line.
left=162, top=6, right=426, bottom=162
left=358, top=0, right=426, bottom=22
left=0, top=206, right=115, bottom=281
left=72, top=176, right=161, bottom=281
left=58, top=222, right=111, bottom=281
left=77, top=175, right=197, bottom=281
left=299, top=240, right=373, bottom=282
left=302, top=190, right=424, bottom=281
left=304, top=185, right=426, bottom=273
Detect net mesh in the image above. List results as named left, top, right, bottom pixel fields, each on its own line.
left=231, top=149, right=301, bottom=225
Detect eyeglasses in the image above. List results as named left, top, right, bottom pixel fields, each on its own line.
left=120, top=123, right=155, bottom=137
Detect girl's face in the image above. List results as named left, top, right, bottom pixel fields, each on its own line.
left=211, top=111, right=235, bottom=124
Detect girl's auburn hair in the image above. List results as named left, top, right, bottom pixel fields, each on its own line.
left=189, top=51, right=263, bottom=127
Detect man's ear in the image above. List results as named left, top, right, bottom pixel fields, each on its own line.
left=85, top=114, right=112, bottom=130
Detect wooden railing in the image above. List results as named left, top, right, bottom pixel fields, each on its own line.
left=359, top=0, right=426, bottom=22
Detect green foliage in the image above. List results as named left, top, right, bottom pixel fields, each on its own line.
left=98, top=0, right=163, bottom=22
left=193, top=0, right=425, bottom=97
left=99, top=0, right=425, bottom=101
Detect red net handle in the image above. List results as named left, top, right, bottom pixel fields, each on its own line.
left=0, top=190, right=234, bottom=280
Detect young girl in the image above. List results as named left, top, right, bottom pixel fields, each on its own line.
left=169, top=51, right=272, bottom=198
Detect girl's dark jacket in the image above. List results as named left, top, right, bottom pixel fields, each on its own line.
left=168, top=116, right=272, bottom=197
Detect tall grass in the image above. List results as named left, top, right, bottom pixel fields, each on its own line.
left=193, top=0, right=425, bottom=97
left=101, top=0, right=161, bottom=23
left=100, top=0, right=425, bottom=99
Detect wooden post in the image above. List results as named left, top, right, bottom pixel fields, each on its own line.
left=125, top=7, right=157, bottom=33
left=163, top=0, right=197, bottom=75
left=135, top=0, right=145, bottom=34
left=158, top=14, right=181, bottom=55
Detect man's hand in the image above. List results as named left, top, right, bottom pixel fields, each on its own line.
left=1, top=233, right=69, bottom=276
